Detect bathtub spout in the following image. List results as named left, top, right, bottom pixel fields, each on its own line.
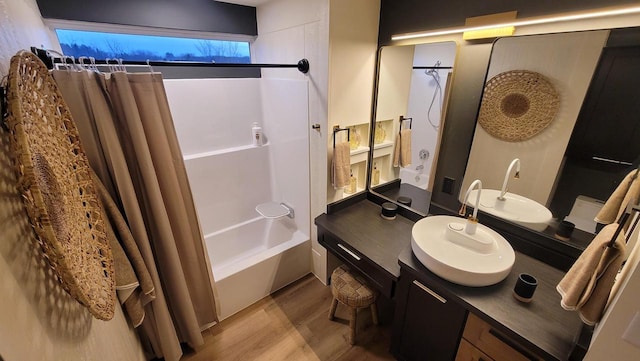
left=281, top=203, right=295, bottom=219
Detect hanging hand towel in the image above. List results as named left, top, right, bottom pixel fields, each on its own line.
left=595, top=169, right=640, bottom=225
left=332, top=141, right=351, bottom=189
left=393, top=129, right=412, bottom=168
left=557, top=223, right=626, bottom=325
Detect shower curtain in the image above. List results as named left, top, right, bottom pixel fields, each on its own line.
left=52, top=70, right=218, bottom=361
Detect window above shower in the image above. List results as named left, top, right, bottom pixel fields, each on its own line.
left=45, top=20, right=257, bottom=78
left=54, top=28, right=251, bottom=64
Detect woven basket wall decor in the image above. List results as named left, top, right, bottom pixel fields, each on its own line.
left=5, top=51, right=115, bottom=320
left=477, top=70, right=560, bottom=142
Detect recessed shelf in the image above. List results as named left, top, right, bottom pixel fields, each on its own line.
left=373, top=140, right=394, bottom=150
left=350, top=145, right=370, bottom=156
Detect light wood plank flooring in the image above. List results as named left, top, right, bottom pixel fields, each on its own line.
left=181, top=273, right=395, bottom=361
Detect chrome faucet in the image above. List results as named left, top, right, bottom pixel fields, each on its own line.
left=459, top=179, right=482, bottom=235
left=498, top=158, right=520, bottom=201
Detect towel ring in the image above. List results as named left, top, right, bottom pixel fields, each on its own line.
left=399, top=115, right=412, bottom=134
left=332, top=126, right=350, bottom=148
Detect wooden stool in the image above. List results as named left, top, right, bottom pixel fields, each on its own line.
left=328, top=265, right=378, bottom=345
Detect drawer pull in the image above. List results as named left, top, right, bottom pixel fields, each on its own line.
left=413, top=280, right=447, bottom=303
left=488, top=328, right=537, bottom=360
left=337, top=243, right=361, bottom=261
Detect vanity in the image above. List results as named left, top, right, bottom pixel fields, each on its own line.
left=315, top=199, right=584, bottom=361
left=317, top=18, right=640, bottom=361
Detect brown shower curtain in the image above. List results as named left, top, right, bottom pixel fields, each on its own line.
left=52, top=70, right=218, bottom=361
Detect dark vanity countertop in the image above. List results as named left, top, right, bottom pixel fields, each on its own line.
left=317, top=199, right=583, bottom=361
left=315, top=200, right=413, bottom=279
left=399, top=246, right=584, bottom=361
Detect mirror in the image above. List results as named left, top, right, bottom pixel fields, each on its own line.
left=369, top=42, right=457, bottom=214
left=461, top=28, right=640, bottom=241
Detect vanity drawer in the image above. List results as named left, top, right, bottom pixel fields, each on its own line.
left=456, top=339, right=493, bottom=361
left=462, top=313, right=540, bottom=361
left=320, top=233, right=395, bottom=298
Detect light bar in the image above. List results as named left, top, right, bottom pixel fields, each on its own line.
left=392, top=5, right=640, bottom=41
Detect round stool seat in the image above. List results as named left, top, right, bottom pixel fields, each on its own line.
left=331, top=265, right=376, bottom=308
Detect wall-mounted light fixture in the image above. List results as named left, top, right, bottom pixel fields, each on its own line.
left=462, top=11, right=517, bottom=40
left=392, top=5, right=640, bottom=41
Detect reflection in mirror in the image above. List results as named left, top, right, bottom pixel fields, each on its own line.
left=370, top=42, right=457, bottom=214
left=461, top=29, right=640, bottom=241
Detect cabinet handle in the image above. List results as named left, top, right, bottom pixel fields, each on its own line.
left=412, top=280, right=447, bottom=303
left=337, top=243, right=361, bottom=261
left=488, top=328, right=537, bottom=360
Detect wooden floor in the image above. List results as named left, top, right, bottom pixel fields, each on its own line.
left=181, top=274, right=395, bottom=361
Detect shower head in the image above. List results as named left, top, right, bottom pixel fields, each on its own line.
left=424, top=60, right=442, bottom=77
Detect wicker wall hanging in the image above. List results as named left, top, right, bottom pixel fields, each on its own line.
left=5, top=51, right=115, bottom=320
left=477, top=70, right=560, bottom=142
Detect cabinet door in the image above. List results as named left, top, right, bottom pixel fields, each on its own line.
left=395, top=278, right=467, bottom=361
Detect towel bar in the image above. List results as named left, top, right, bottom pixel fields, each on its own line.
left=332, top=126, right=350, bottom=148
left=399, top=115, right=412, bottom=134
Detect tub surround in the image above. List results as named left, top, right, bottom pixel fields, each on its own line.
left=316, top=199, right=585, bottom=360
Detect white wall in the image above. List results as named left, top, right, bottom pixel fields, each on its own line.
left=252, top=0, right=330, bottom=282
left=461, top=31, right=608, bottom=205
left=0, top=2, right=146, bottom=360
left=165, top=79, right=264, bottom=156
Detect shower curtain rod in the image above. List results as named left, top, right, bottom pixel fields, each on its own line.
left=30, top=47, right=310, bottom=74
left=413, top=66, right=452, bottom=70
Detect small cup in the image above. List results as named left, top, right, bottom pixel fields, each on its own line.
left=381, top=202, right=398, bottom=220
left=513, top=273, right=538, bottom=303
left=397, top=196, right=412, bottom=207
left=555, top=220, right=575, bottom=241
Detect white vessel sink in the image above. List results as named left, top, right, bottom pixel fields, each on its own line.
left=411, top=215, right=515, bottom=287
left=467, top=189, right=552, bottom=232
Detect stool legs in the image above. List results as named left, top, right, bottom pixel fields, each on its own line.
left=329, top=297, right=338, bottom=320
left=349, top=307, right=357, bottom=345
left=328, top=300, right=379, bottom=345
left=371, top=302, right=379, bottom=325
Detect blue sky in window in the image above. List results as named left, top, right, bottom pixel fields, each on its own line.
left=56, top=29, right=250, bottom=62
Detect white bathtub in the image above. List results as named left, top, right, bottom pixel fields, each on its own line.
left=400, top=167, right=429, bottom=190
left=206, top=216, right=310, bottom=320
left=170, top=78, right=311, bottom=321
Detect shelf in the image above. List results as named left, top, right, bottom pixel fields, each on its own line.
left=373, top=141, right=394, bottom=150
left=373, top=142, right=394, bottom=158
left=350, top=149, right=369, bottom=164
left=350, top=145, right=370, bottom=156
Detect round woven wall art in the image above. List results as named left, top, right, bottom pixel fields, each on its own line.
left=478, top=70, right=560, bottom=142
left=5, top=51, right=115, bottom=320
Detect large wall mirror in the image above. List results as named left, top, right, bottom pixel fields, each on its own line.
left=369, top=26, right=640, bottom=254
left=460, top=27, right=640, bottom=244
left=369, top=41, right=457, bottom=215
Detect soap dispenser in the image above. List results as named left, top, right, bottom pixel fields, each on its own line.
left=345, top=169, right=357, bottom=194
left=372, top=162, right=380, bottom=185
left=251, top=122, right=262, bottom=146
left=374, top=122, right=386, bottom=144
left=349, top=126, right=361, bottom=150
